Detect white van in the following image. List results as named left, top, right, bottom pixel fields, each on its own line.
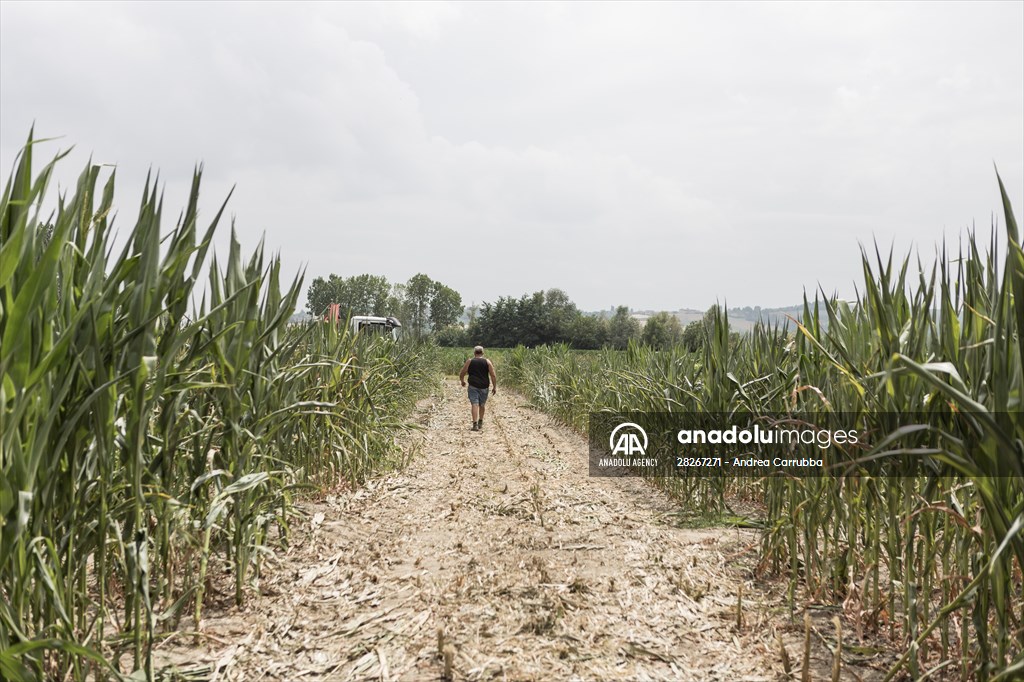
left=350, top=315, right=402, bottom=341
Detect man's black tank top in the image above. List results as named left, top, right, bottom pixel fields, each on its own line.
left=468, top=357, right=489, bottom=388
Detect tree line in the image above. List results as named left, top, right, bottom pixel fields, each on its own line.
left=441, top=289, right=715, bottom=351
left=305, top=273, right=462, bottom=339
left=308, top=274, right=719, bottom=350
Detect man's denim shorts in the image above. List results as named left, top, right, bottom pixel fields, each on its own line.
left=468, top=386, right=489, bottom=405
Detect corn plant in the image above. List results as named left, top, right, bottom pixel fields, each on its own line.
left=503, top=176, right=1023, bottom=679
left=0, top=131, right=435, bottom=681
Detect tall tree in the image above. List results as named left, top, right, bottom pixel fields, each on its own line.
left=402, top=273, right=434, bottom=339
left=307, top=274, right=396, bottom=318
left=543, top=288, right=578, bottom=344
left=306, top=275, right=339, bottom=317
left=343, top=274, right=392, bottom=316
left=641, top=311, right=684, bottom=349
left=607, top=306, right=640, bottom=349
left=681, top=320, right=704, bottom=352
left=566, top=313, right=606, bottom=349
left=429, top=282, right=463, bottom=331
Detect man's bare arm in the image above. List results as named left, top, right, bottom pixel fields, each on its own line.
left=459, top=359, right=471, bottom=386
left=488, top=360, right=497, bottom=393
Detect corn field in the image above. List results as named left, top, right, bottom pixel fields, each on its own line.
left=0, top=134, right=436, bottom=680
left=502, top=182, right=1023, bottom=680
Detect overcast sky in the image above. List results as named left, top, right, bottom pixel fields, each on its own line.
left=2, top=1, right=1022, bottom=312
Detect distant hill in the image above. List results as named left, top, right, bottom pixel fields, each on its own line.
left=589, top=305, right=811, bottom=332
left=670, top=305, right=805, bottom=332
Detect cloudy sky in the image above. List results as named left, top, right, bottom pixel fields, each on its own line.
left=1, top=1, right=1021, bottom=312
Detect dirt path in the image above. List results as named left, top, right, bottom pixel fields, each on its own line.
left=156, top=380, right=803, bottom=681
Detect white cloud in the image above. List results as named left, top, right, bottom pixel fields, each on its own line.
left=1, top=0, right=1021, bottom=312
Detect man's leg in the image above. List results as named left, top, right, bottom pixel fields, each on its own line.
left=469, top=387, right=481, bottom=430
left=472, top=404, right=480, bottom=422
left=477, top=389, right=489, bottom=429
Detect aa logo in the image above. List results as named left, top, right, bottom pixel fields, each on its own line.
left=610, top=422, right=648, bottom=456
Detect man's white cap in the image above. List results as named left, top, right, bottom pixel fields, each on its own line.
left=474, top=345, right=484, bottom=354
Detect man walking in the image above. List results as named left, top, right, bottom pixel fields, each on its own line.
left=459, top=346, right=497, bottom=431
